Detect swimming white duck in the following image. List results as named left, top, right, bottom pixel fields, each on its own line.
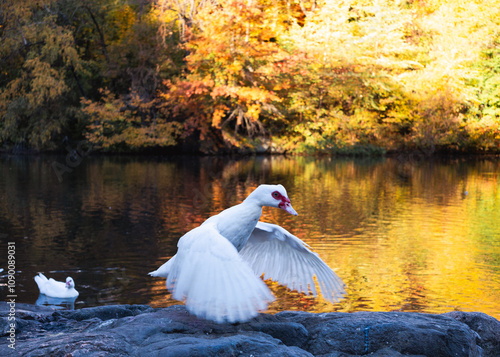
left=34, top=273, right=79, bottom=298
left=149, top=184, right=345, bottom=323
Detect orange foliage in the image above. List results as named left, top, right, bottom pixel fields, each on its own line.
left=158, top=0, right=287, bottom=152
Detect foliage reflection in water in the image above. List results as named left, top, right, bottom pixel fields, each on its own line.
left=0, top=155, right=498, bottom=318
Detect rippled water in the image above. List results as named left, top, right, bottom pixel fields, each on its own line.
left=1, top=155, right=499, bottom=318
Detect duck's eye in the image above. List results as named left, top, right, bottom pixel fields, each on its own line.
left=272, top=191, right=281, bottom=199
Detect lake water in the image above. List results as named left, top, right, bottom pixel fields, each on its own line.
left=1, top=154, right=499, bottom=319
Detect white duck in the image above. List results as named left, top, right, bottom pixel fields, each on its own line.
left=34, top=273, right=79, bottom=298
left=149, top=184, right=345, bottom=323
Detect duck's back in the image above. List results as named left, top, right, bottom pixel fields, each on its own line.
left=203, top=201, right=263, bottom=251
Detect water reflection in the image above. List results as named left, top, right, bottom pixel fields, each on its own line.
left=0, top=155, right=498, bottom=318
left=36, top=294, right=77, bottom=310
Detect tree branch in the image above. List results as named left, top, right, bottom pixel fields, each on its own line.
left=84, top=6, right=109, bottom=63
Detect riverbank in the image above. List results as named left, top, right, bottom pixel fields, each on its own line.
left=1, top=303, right=499, bottom=356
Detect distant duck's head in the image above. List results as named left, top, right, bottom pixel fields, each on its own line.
left=247, top=184, right=298, bottom=216
left=65, top=277, right=75, bottom=289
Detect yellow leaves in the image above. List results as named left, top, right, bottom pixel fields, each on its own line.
left=246, top=104, right=261, bottom=121
left=108, top=4, right=136, bottom=39
left=212, top=106, right=228, bottom=128
left=24, top=58, right=68, bottom=106
left=232, top=86, right=279, bottom=104
left=83, top=90, right=182, bottom=151
left=463, top=116, right=500, bottom=151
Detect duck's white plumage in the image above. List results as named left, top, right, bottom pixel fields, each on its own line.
left=149, top=184, right=345, bottom=323
left=240, top=221, right=345, bottom=303
left=34, top=273, right=79, bottom=298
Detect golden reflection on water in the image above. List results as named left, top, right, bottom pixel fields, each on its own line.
left=0, top=155, right=498, bottom=318
left=260, top=156, right=500, bottom=318
left=145, top=156, right=500, bottom=318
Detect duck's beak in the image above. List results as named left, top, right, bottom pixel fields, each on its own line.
left=279, top=198, right=298, bottom=216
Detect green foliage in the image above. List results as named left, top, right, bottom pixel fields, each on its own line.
left=463, top=33, right=500, bottom=151
left=477, top=35, right=500, bottom=120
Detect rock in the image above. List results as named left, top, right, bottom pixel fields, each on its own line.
left=1, top=302, right=499, bottom=357
left=444, top=311, right=500, bottom=357
left=52, top=304, right=154, bottom=322
left=276, top=311, right=482, bottom=357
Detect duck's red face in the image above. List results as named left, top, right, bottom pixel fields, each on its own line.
left=272, top=191, right=298, bottom=216
left=66, top=278, right=74, bottom=289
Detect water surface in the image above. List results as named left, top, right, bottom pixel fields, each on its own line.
left=1, top=154, right=499, bottom=318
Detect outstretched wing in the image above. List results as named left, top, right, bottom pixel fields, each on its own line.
left=150, top=222, right=274, bottom=323
left=240, top=221, right=346, bottom=303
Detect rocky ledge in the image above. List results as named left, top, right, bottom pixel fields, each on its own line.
left=1, top=303, right=499, bottom=357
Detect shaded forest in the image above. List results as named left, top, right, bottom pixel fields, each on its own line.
left=1, top=0, right=500, bottom=154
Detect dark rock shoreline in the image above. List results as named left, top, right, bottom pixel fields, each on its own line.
left=1, top=303, right=499, bottom=356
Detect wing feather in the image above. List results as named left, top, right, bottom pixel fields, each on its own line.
left=151, top=222, right=275, bottom=323
left=240, top=221, right=346, bottom=303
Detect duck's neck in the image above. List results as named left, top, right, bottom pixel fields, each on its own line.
left=215, top=200, right=263, bottom=251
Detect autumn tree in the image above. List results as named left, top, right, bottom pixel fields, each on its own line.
left=272, top=0, right=500, bottom=152
left=157, top=0, right=290, bottom=152
left=1, top=0, right=499, bottom=153
left=81, top=0, right=186, bottom=151
left=0, top=0, right=185, bottom=152
left=0, top=0, right=90, bottom=151
left=82, top=89, right=183, bottom=151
